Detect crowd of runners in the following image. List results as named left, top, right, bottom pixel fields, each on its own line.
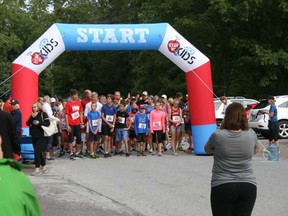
left=39, top=89, right=194, bottom=161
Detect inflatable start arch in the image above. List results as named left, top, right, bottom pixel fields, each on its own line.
left=12, top=23, right=216, bottom=154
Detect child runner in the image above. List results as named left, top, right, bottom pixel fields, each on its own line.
left=168, top=99, right=183, bottom=156
left=65, top=89, right=85, bottom=160
left=115, top=101, right=131, bottom=157
left=134, top=104, right=149, bottom=156
left=128, top=104, right=139, bottom=153
left=150, top=102, right=166, bottom=156
left=58, top=99, right=68, bottom=157
left=87, top=102, right=101, bottom=159
left=101, top=94, right=116, bottom=158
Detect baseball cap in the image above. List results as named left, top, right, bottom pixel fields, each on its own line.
left=131, top=97, right=136, bottom=101
left=161, top=94, right=167, bottom=99
left=11, top=99, right=19, bottom=105
left=142, top=91, right=148, bottom=96
left=139, top=104, right=145, bottom=109
left=50, top=97, right=56, bottom=103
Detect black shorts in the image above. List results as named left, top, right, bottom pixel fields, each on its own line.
left=52, top=132, right=59, bottom=147
left=152, top=130, right=163, bottom=143
left=68, top=125, right=81, bottom=144
left=88, top=131, right=100, bottom=141
left=185, top=122, right=191, bottom=133
left=137, top=133, right=146, bottom=142
left=268, top=121, right=279, bottom=141
left=129, top=130, right=137, bottom=139
left=101, top=124, right=113, bottom=136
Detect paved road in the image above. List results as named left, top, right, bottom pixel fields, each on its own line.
left=24, top=138, right=288, bottom=216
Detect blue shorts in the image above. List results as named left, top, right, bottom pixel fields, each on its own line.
left=116, top=128, right=128, bottom=141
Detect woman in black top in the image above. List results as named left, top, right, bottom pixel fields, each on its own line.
left=26, top=102, right=50, bottom=175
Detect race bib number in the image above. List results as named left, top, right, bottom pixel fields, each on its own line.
left=139, top=123, right=146, bottom=129
left=131, top=117, right=135, bottom=123
left=118, top=117, right=125, bottom=124
left=153, top=121, right=161, bottom=127
left=172, top=116, right=180, bottom=122
left=92, top=120, right=98, bottom=126
left=71, top=111, right=80, bottom=120
left=106, top=115, right=114, bottom=122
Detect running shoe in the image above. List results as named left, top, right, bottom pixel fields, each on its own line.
left=90, top=153, right=99, bottom=159
left=31, top=170, right=42, bottom=176
left=70, top=153, right=76, bottom=160
left=158, top=152, right=162, bottom=156
left=173, top=152, right=178, bottom=156
left=114, top=151, right=119, bottom=156
left=177, top=145, right=183, bottom=151
left=41, top=169, right=48, bottom=174
left=137, top=152, right=141, bottom=156
left=149, top=148, right=153, bottom=153
left=141, top=151, right=147, bottom=156
left=104, top=153, right=108, bottom=158
left=76, top=152, right=84, bottom=158
left=107, top=153, right=112, bottom=157
left=58, top=151, right=66, bottom=157
left=151, top=151, right=156, bottom=156
left=126, top=153, right=130, bottom=157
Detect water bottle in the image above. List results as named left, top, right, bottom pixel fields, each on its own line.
left=267, top=144, right=279, bottom=161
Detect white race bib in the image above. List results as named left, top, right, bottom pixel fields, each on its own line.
left=106, top=115, right=114, bottom=122
left=131, top=117, right=135, bottom=123
left=71, top=111, right=80, bottom=120
left=138, top=123, right=146, bottom=129
left=118, top=117, right=125, bottom=124
left=92, top=120, right=98, bottom=126
left=153, top=121, right=161, bottom=127
left=172, top=116, right=180, bottom=122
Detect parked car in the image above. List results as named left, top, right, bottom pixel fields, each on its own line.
left=214, top=98, right=259, bottom=126
left=248, top=95, right=288, bottom=138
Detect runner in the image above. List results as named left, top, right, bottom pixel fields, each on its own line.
left=101, top=94, right=116, bottom=158
left=115, top=101, right=131, bottom=157
left=87, top=102, right=101, bottom=159
left=128, top=104, right=138, bottom=153
left=65, top=89, right=85, bottom=160
left=168, top=99, right=183, bottom=156
left=134, top=104, right=149, bottom=156
left=150, top=102, right=166, bottom=156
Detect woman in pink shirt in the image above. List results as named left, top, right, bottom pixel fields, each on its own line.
left=149, top=102, right=166, bottom=156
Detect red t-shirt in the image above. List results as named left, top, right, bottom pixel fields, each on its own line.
left=81, top=98, right=91, bottom=110
left=65, top=100, right=83, bottom=126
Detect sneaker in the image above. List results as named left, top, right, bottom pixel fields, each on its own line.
left=107, top=153, right=112, bottom=157
left=126, top=153, right=130, bottom=157
left=149, top=148, right=153, bottom=153
left=177, top=145, right=183, bottom=151
left=90, top=153, right=98, bottom=159
left=41, top=169, right=48, bottom=174
left=173, top=152, right=178, bottom=156
left=141, top=152, right=147, bottom=156
left=70, top=153, right=76, bottom=160
left=58, top=151, right=66, bottom=157
left=137, top=152, right=140, bottom=156
left=158, top=152, right=162, bottom=156
left=76, top=152, right=84, bottom=158
left=151, top=151, right=156, bottom=156
left=114, top=151, right=119, bottom=156
left=31, top=170, right=42, bottom=176
left=104, top=153, right=108, bottom=158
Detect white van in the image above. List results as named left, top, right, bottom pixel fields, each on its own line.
left=248, top=96, right=288, bottom=138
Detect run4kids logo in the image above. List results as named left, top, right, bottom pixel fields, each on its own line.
left=30, top=38, right=58, bottom=65
left=167, top=39, right=196, bottom=65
